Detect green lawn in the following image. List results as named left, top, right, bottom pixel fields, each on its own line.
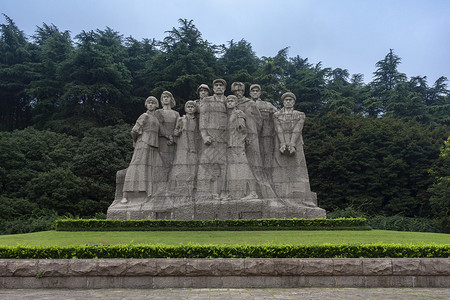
left=0, top=230, right=448, bottom=247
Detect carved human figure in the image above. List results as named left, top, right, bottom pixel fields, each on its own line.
left=155, top=91, right=180, bottom=180
left=165, top=100, right=199, bottom=197
left=121, top=96, right=164, bottom=203
left=272, top=92, right=315, bottom=205
left=225, top=95, right=258, bottom=199
left=196, top=84, right=211, bottom=102
left=249, top=84, right=277, bottom=179
left=196, top=79, right=228, bottom=199
left=231, top=82, right=275, bottom=198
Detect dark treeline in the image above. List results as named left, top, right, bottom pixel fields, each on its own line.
left=0, top=16, right=449, bottom=233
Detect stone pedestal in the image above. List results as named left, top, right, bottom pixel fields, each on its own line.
left=107, top=194, right=326, bottom=220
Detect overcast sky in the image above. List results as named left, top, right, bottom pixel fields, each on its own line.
left=2, top=0, right=449, bottom=84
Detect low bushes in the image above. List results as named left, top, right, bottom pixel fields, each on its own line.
left=55, top=217, right=371, bottom=231
left=328, top=208, right=444, bottom=233
left=0, top=243, right=447, bottom=259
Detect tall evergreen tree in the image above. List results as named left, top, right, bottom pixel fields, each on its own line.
left=56, top=28, right=132, bottom=133
left=0, top=14, right=34, bottom=130
left=150, top=19, right=219, bottom=110
left=366, top=49, right=407, bottom=116
left=285, top=55, right=329, bottom=114
left=219, top=39, right=261, bottom=85
left=27, top=23, right=74, bottom=128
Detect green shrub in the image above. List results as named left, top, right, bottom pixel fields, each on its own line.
left=368, top=215, right=440, bottom=233
left=0, top=209, right=58, bottom=235
left=0, top=243, right=447, bottom=259
left=55, top=217, right=371, bottom=231
left=328, top=208, right=442, bottom=233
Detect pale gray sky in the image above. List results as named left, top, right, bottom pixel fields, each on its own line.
left=2, top=0, right=449, bottom=84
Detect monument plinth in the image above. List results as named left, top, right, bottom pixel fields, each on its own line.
left=107, top=81, right=326, bottom=220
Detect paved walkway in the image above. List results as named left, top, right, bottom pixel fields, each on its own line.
left=1, top=288, right=449, bottom=299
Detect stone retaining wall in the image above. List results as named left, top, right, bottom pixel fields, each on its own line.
left=1, top=258, right=448, bottom=288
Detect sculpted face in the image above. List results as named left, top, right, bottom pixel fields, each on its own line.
left=283, top=96, right=295, bottom=109
left=185, top=103, right=196, bottom=114
left=226, top=97, right=237, bottom=109
left=198, top=88, right=209, bottom=99
left=213, top=82, right=225, bottom=95
left=233, top=87, right=245, bottom=99
left=161, top=94, right=171, bottom=106
left=250, top=87, right=261, bottom=100
left=146, top=100, right=158, bottom=111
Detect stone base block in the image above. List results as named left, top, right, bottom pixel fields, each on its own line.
left=107, top=197, right=326, bottom=220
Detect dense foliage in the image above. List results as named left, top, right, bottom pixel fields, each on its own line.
left=1, top=16, right=449, bottom=233
left=54, top=217, right=370, bottom=231
left=0, top=244, right=447, bottom=259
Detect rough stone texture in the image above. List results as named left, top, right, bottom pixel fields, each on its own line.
left=107, top=86, right=326, bottom=220
left=363, top=259, right=393, bottom=275
left=97, top=259, right=127, bottom=276
left=126, top=259, right=158, bottom=276
left=1, top=258, right=448, bottom=288
left=7, top=260, right=38, bottom=277
left=392, top=258, right=421, bottom=275
left=68, top=259, right=98, bottom=276
left=418, top=258, right=449, bottom=275
left=333, top=258, right=363, bottom=275
left=302, top=259, right=334, bottom=276
left=37, top=260, right=69, bottom=277
left=156, top=258, right=186, bottom=276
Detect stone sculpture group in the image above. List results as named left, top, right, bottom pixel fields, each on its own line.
left=107, top=80, right=326, bottom=220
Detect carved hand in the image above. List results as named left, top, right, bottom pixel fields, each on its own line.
left=280, top=144, right=287, bottom=153
left=288, top=145, right=296, bottom=154
left=204, top=136, right=213, bottom=145
left=167, top=135, right=174, bottom=145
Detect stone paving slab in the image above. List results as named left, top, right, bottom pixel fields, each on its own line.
left=0, top=288, right=449, bottom=299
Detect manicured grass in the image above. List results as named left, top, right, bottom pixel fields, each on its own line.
left=0, top=230, right=448, bottom=247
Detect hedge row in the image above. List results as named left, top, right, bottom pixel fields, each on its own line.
left=55, top=218, right=371, bottom=231
left=0, top=244, right=447, bottom=259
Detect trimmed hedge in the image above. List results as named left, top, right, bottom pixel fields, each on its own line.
left=0, top=243, right=447, bottom=259
left=55, top=217, right=371, bottom=231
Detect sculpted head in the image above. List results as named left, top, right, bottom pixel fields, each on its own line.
left=249, top=84, right=261, bottom=100
left=212, top=79, right=226, bottom=96
left=184, top=100, right=197, bottom=115
left=145, top=96, right=159, bottom=111
left=160, top=91, right=176, bottom=108
left=231, top=82, right=245, bottom=99
left=197, top=84, right=211, bottom=99
left=281, top=92, right=296, bottom=109
left=226, top=95, right=238, bottom=109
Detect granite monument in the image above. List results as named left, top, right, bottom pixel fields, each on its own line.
left=107, top=81, right=326, bottom=220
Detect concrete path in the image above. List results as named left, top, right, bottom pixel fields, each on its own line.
left=1, top=288, right=449, bottom=299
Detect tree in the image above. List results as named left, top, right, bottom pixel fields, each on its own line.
left=219, top=39, right=261, bottom=85
left=285, top=55, right=329, bottom=114
left=367, top=49, right=407, bottom=116
left=56, top=28, right=132, bottom=133
left=323, top=68, right=363, bottom=115
left=27, top=23, right=74, bottom=128
left=0, top=14, right=34, bottom=130
left=427, top=76, right=450, bottom=126
left=254, top=47, right=290, bottom=107
left=385, top=81, right=428, bottom=121
left=428, top=136, right=450, bottom=232
left=304, top=113, right=445, bottom=216
left=122, top=37, right=159, bottom=121
left=149, top=19, right=219, bottom=110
